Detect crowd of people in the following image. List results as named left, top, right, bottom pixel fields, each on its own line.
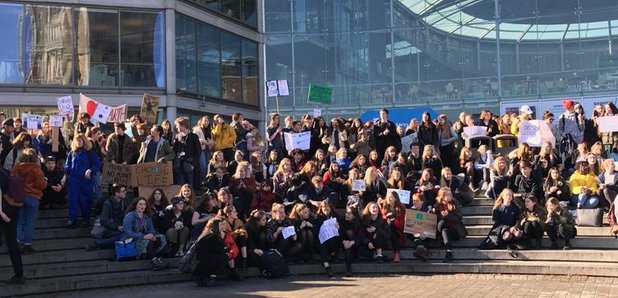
left=0, top=98, right=617, bottom=286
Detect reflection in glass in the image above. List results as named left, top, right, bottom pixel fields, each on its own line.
left=242, top=40, right=258, bottom=105
left=176, top=15, right=197, bottom=94
left=197, top=23, right=221, bottom=98
left=120, top=11, right=165, bottom=88
left=0, top=3, right=24, bottom=84
left=221, top=32, right=242, bottom=101
left=220, top=0, right=241, bottom=20
left=76, top=7, right=119, bottom=87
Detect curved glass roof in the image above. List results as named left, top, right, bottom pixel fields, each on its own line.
left=398, top=0, right=617, bottom=41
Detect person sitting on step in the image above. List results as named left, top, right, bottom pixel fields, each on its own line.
left=86, top=184, right=129, bottom=251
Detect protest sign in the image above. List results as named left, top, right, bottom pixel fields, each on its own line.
left=313, top=108, right=322, bottom=118
left=139, top=185, right=182, bottom=200
left=51, top=127, right=60, bottom=152
left=267, top=81, right=279, bottom=97
left=284, top=131, right=311, bottom=153
left=133, top=162, right=174, bottom=187
left=318, top=218, right=339, bottom=244
left=101, top=162, right=137, bottom=187
left=108, top=105, right=127, bottom=123
left=351, top=180, right=366, bottom=192
left=597, top=116, right=618, bottom=133
left=23, top=113, right=43, bottom=130
left=400, top=133, right=417, bottom=153
left=57, top=96, right=74, bottom=116
left=463, top=126, right=487, bottom=139
left=387, top=188, right=411, bottom=205
left=140, top=94, right=160, bottom=124
left=307, top=84, right=332, bottom=105
left=49, top=116, right=63, bottom=128
left=518, top=120, right=555, bottom=147
left=282, top=226, right=296, bottom=239
left=277, top=80, right=289, bottom=96
left=404, top=209, right=437, bottom=239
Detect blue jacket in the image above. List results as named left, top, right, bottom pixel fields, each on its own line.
left=65, top=149, right=101, bottom=186
left=122, top=211, right=156, bottom=240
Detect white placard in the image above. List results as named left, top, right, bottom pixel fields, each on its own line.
left=277, top=80, right=289, bottom=96
left=597, top=116, right=618, bottom=133
left=400, top=133, right=417, bottom=153
left=282, top=226, right=296, bottom=239
left=57, top=95, right=74, bottom=116
left=318, top=218, right=339, bottom=244
left=313, top=108, right=322, bottom=118
left=387, top=188, right=411, bottom=205
left=463, top=126, right=487, bottom=139
left=267, top=81, right=279, bottom=97
left=518, top=120, right=555, bottom=148
left=283, top=131, right=311, bottom=153
left=49, top=115, right=63, bottom=128
left=23, top=113, right=43, bottom=130
left=93, top=103, right=111, bottom=124
left=351, top=180, right=366, bottom=192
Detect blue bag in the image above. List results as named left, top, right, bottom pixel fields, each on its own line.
left=115, top=238, right=138, bottom=261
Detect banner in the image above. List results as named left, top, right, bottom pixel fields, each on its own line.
left=138, top=185, right=182, bottom=199
left=400, top=133, right=417, bottom=153
left=108, top=105, right=127, bottom=123
left=404, top=209, right=437, bottom=239
left=101, top=162, right=137, bottom=187
left=140, top=93, right=160, bottom=124
left=318, top=218, right=339, bottom=244
left=597, top=116, right=618, bottom=133
left=92, top=103, right=111, bottom=124
left=518, top=120, right=555, bottom=148
left=387, top=188, right=411, bottom=205
left=57, top=96, right=74, bottom=117
left=133, top=162, right=174, bottom=187
left=283, top=131, right=311, bottom=153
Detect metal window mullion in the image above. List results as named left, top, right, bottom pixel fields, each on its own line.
left=118, top=9, right=122, bottom=87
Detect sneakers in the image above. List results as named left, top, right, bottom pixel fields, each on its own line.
left=22, top=245, right=36, bottom=255
left=374, top=254, right=384, bottom=264
left=325, top=266, right=334, bottom=278
left=151, top=257, right=170, bottom=271
left=443, top=250, right=453, bottom=263
left=413, top=246, right=428, bottom=261
left=393, top=251, right=400, bottom=263
left=6, top=275, right=25, bottom=285
left=563, top=241, right=572, bottom=250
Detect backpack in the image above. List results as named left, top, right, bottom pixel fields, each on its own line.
left=179, top=242, right=199, bottom=273
left=260, top=249, right=289, bottom=279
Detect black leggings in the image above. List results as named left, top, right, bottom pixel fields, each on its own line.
left=546, top=223, right=575, bottom=243
left=438, top=220, right=460, bottom=249
left=319, top=236, right=341, bottom=263
left=274, top=236, right=303, bottom=258
left=1, top=204, right=23, bottom=277
left=298, top=228, right=315, bottom=257
left=523, top=221, right=543, bottom=240
left=389, top=222, right=401, bottom=252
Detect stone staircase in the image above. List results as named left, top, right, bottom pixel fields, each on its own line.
left=1, top=197, right=617, bottom=296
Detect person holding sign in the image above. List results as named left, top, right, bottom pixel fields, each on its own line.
left=434, top=187, right=466, bottom=262
left=266, top=203, right=302, bottom=259
left=314, top=201, right=341, bottom=278
left=378, top=191, right=406, bottom=263
left=360, top=202, right=391, bottom=263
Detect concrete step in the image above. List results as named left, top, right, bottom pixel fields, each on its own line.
left=33, top=228, right=90, bottom=240
left=452, top=236, right=618, bottom=249
left=35, top=218, right=70, bottom=229
left=461, top=206, right=493, bottom=216
left=396, top=248, right=618, bottom=263
left=465, top=225, right=612, bottom=237
left=462, top=215, right=610, bottom=226
left=37, top=208, right=69, bottom=219
left=0, top=248, right=113, bottom=268
left=468, top=198, right=494, bottom=206
left=0, top=238, right=89, bottom=254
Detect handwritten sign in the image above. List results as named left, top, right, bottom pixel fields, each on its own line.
left=282, top=226, right=296, bottom=239
left=134, top=162, right=173, bottom=187
left=351, top=180, right=366, bottom=192
left=49, top=116, right=64, bottom=128
left=404, top=209, right=437, bottom=239
left=23, top=113, right=43, bottom=130
left=284, top=131, right=311, bottom=153
left=313, top=108, right=322, bottom=118
left=267, top=81, right=279, bottom=97
left=597, top=116, right=618, bottom=133
left=140, top=94, right=159, bottom=124
left=318, top=218, right=339, bottom=244
left=108, top=105, right=127, bottom=123
left=277, top=80, right=289, bottom=96
left=387, top=188, right=411, bottom=205
left=57, top=96, right=74, bottom=116
left=102, top=162, right=137, bottom=187
left=400, top=133, right=417, bottom=153
left=518, top=120, right=555, bottom=147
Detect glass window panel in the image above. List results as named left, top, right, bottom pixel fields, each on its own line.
left=294, top=35, right=327, bottom=85
left=220, top=31, right=242, bottom=101
left=175, top=14, right=197, bottom=94
left=197, top=23, right=221, bottom=98
left=265, top=34, right=292, bottom=80
left=424, top=13, right=444, bottom=26
left=76, top=7, right=119, bottom=87
left=0, top=3, right=25, bottom=84
left=25, top=5, right=74, bottom=86
left=120, top=11, right=165, bottom=88
left=220, top=0, right=241, bottom=20
left=405, top=0, right=440, bottom=14
left=265, top=0, right=291, bottom=32
left=243, top=0, right=257, bottom=27
left=242, top=40, right=258, bottom=106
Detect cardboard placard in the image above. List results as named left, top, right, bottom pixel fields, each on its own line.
left=518, top=120, right=555, bottom=148
left=108, top=105, right=127, bottom=123
left=57, top=95, right=74, bottom=116
left=133, top=162, right=174, bottom=187
left=388, top=188, right=411, bottom=205
left=140, top=93, right=160, bottom=124
left=313, top=108, right=322, bottom=118
left=400, top=133, right=417, bottom=153
left=101, top=162, right=137, bottom=187
left=597, top=116, right=618, bottom=133
left=404, top=209, right=437, bottom=239
left=49, top=115, right=63, bottom=128
left=351, top=180, right=366, bottom=192
left=138, top=185, right=182, bottom=199
left=51, top=127, right=59, bottom=152
left=463, top=126, right=487, bottom=139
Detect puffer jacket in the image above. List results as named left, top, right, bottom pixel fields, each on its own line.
left=13, top=162, right=46, bottom=199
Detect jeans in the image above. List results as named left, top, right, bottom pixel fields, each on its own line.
left=94, top=231, right=123, bottom=249
left=174, top=168, right=195, bottom=187
left=198, top=149, right=211, bottom=190
left=17, top=196, right=40, bottom=246
left=571, top=194, right=600, bottom=209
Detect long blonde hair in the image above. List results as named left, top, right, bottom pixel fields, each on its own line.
left=493, top=188, right=513, bottom=209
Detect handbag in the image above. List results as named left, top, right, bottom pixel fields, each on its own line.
left=90, top=218, right=106, bottom=239
left=115, top=238, right=138, bottom=261
left=179, top=242, right=199, bottom=273
left=575, top=208, right=603, bottom=227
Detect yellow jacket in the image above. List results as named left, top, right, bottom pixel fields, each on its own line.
left=568, top=171, right=597, bottom=195
left=212, top=123, right=236, bottom=151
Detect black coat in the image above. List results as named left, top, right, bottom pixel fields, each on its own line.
left=373, top=120, right=398, bottom=155
left=173, top=132, right=201, bottom=164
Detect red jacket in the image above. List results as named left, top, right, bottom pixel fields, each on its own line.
left=380, top=208, right=405, bottom=245
left=13, top=162, right=46, bottom=199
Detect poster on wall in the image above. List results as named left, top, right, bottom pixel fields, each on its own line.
left=499, top=101, right=541, bottom=120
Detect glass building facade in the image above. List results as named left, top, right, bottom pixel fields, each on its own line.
left=265, top=0, right=618, bottom=117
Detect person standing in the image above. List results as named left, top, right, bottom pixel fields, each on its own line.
left=173, top=117, right=201, bottom=187
left=65, top=134, right=102, bottom=228
left=137, top=125, right=175, bottom=164
left=558, top=99, right=585, bottom=148
left=105, top=122, right=134, bottom=165
left=231, top=113, right=249, bottom=159
left=373, top=108, right=398, bottom=161
left=14, top=149, right=47, bottom=254
left=0, top=118, right=15, bottom=166
left=0, top=144, right=25, bottom=284
left=267, top=113, right=285, bottom=159
left=212, top=115, right=237, bottom=163
left=193, top=116, right=213, bottom=188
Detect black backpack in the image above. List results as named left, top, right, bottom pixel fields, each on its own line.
left=260, top=249, right=289, bottom=279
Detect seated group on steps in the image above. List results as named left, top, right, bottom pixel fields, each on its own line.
left=1, top=100, right=618, bottom=286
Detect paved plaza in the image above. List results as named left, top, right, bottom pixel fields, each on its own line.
left=51, top=274, right=618, bottom=298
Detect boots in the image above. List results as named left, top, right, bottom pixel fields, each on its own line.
left=443, top=250, right=453, bottom=263
left=229, top=268, right=243, bottom=281
left=344, top=263, right=352, bottom=277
